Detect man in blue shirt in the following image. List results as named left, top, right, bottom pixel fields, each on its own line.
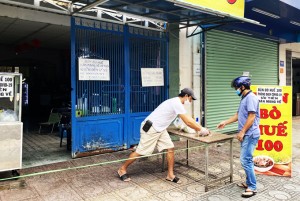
left=217, top=76, right=260, bottom=198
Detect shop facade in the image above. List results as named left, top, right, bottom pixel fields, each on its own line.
left=0, top=0, right=299, bottom=165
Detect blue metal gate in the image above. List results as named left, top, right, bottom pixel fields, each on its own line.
left=71, top=17, right=168, bottom=158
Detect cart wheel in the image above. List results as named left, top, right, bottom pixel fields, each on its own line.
left=12, top=170, right=20, bottom=177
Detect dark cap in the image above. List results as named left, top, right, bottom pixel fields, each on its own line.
left=181, top=88, right=197, bottom=100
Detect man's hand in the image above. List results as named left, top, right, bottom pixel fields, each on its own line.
left=217, top=121, right=226, bottom=129
left=198, top=127, right=210, bottom=136
left=236, top=131, right=245, bottom=142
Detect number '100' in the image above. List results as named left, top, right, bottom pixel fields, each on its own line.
left=256, top=139, right=283, bottom=152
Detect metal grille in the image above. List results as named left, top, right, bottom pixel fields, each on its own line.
left=129, top=32, right=168, bottom=113
left=71, top=17, right=169, bottom=154
left=75, top=27, right=124, bottom=116
left=286, top=50, right=292, bottom=86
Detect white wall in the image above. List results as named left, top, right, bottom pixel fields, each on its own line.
left=0, top=4, right=70, bottom=26
left=279, top=43, right=300, bottom=86
left=179, top=26, right=201, bottom=121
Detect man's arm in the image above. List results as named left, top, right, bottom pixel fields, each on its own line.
left=178, top=114, right=202, bottom=131
left=236, top=112, right=256, bottom=142
left=217, top=113, right=238, bottom=129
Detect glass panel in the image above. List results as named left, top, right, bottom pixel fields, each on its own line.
left=0, top=73, right=22, bottom=122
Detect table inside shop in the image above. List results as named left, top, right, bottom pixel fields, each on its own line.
left=164, top=128, right=235, bottom=192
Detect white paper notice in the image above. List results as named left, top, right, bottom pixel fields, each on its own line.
left=79, top=58, right=110, bottom=81
left=141, top=68, right=164, bottom=87
left=0, top=76, right=14, bottom=97
left=257, top=87, right=283, bottom=104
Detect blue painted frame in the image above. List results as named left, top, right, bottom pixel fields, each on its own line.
left=71, top=17, right=168, bottom=157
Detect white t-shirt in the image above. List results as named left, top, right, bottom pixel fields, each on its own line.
left=145, top=97, right=186, bottom=132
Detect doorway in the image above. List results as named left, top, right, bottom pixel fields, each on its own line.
left=292, top=58, right=300, bottom=116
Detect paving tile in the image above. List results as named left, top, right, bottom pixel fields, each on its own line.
left=139, top=179, right=175, bottom=193
left=0, top=186, right=39, bottom=201
left=85, top=192, right=123, bottom=201
left=71, top=181, right=112, bottom=199
left=135, top=195, right=163, bottom=201
left=177, top=183, right=206, bottom=196
left=106, top=176, right=136, bottom=190
left=157, top=188, right=194, bottom=201
left=115, top=184, right=152, bottom=201
left=64, top=173, right=97, bottom=188
left=71, top=157, right=94, bottom=167
left=22, top=197, right=45, bottom=201
left=28, top=177, right=70, bottom=196
left=40, top=188, right=83, bottom=201
left=129, top=171, right=160, bottom=184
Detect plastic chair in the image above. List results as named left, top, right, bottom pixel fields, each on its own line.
left=39, top=111, right=61, bottom=134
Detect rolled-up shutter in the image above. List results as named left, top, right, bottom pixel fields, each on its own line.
left=205, top=30, right=278, bottom=133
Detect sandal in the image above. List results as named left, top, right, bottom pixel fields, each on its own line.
left=241, top=189, right=257, bottom=198
left=237, top=182, right=248, bottom=189
left=166, top=176, right=182, bottom=184
left=117, top=170, right=131, bottom=182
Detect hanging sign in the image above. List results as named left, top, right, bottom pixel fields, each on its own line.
left=173, top=0, right=245, bottom=18
left=78, top=58, right=110, bottom=81
left=252, top=85, right=292, bottom=177
left=141, top=68, right=164, bottom=87
left=0, top=75, right=14, bottom=97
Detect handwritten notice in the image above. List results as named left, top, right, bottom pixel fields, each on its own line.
left=141, top=68, right=164, bottom=87
left=78, top=58, right=110, bottom=81
left=257, top=87, right=283, bottom=104
left=0, top=76, right=14, bottom=97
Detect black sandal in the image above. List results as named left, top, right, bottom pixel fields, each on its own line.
left=166, top=176, right=181, bottom=184
left=237, top=182, right=248, bottom=189
left=241, top=190, right=257, bottom=198
left=118, top=170, right=131, bottom=182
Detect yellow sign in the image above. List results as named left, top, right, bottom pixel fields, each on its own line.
left=252, top=85, right=292, bottom=177
left=176, top=0, right=245, bottom=18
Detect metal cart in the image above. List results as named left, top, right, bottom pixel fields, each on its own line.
left=0, top=73, right=23, bottom=175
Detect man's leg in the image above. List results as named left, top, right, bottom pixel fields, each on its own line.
left=166, top=148, right=175, bottom=180
left=118, top=151, right=141, bottom=181
left=240, top=136, right=259, bottom=191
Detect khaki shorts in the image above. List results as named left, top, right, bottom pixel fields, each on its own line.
left=136, top=123, right=174, bottom=155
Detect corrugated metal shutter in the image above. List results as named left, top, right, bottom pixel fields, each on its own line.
left=205, top=30, right=278, bottom=133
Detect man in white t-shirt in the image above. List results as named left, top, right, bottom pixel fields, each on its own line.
left=118, top=88, right=210, bottom=183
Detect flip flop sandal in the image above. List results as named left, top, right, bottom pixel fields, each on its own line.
left=241, top=190, right=257, bottom=198
left=237, top=182, right=248, bottom=188
left=118, top=171, right=131, bottom=182
left=166, top=176, right=181, bottom=184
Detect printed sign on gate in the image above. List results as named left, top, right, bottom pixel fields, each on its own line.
left=252, top=85, right=292, bottom=177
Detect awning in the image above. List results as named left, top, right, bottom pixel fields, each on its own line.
left=72, top=0, right=265, bottom=31
left=0, top=0, right=264, bottom=34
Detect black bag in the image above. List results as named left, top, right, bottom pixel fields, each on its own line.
left=142, top=120, right=153, bottom=132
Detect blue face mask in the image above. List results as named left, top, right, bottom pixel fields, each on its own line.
left=236, top=88, right=242, bottom=96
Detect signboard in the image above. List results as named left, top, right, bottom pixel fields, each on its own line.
left=280, top=60, right=284, bottom=67
left=78, top=58, right=110, bottom=81
left=141, top=68, right=164, bottom=87
left=174, top=0, right=245, bottom=18
left=0, top=75, right=14, bottom=97
left=252, top=85, right=292, bottom=177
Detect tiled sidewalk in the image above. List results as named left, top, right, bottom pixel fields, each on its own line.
left=0, top=118, right=299, bottom=201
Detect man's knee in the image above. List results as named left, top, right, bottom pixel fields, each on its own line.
left=240, top=157, right=252, bottom=168
left=167, top=148, right=174, bottom=153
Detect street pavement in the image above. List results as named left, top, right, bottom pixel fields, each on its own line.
left=0, top=118, right=299, bottom=201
